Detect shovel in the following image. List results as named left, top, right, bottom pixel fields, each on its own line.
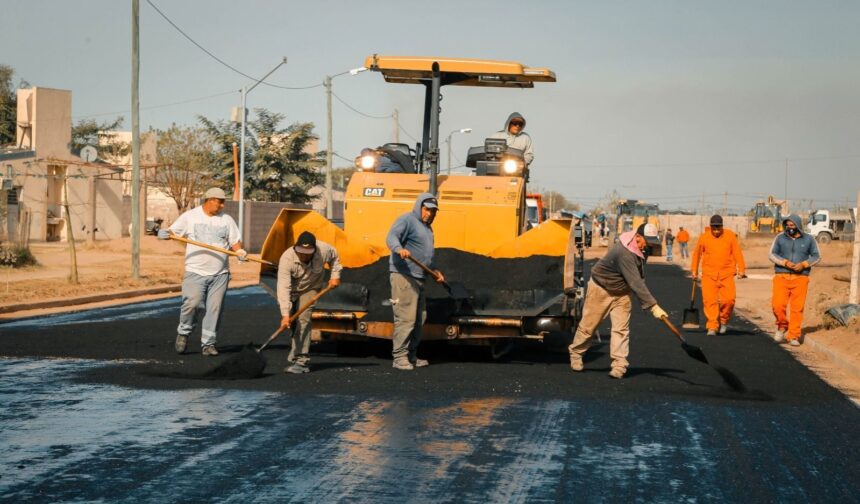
left=682, top=278, right=701, bottom=329
left=661, top=315, right=747, bottom=392
left=257, top=285, right=335, bottom=352
left=405, top=255, right=470, bottom=299
left=168, top=233, right=274, bottom=266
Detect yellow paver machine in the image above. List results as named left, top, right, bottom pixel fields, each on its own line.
left=258, top=55, right=584, bottom=355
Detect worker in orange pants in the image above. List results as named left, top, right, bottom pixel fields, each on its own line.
left=771, top=274, right=809, bottom=344
left=691, top=215, right=746, bottom=336
left=769, top=215, right=821, bottom=345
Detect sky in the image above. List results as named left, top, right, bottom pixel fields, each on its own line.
left=3, top=0, right=859, bottom=214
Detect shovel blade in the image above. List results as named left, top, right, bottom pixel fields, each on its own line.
left=681, top=342, right=709, bottom=364
left=445, top=281, right=470, bottom=300
left=682, top=308, right=700, bottom=329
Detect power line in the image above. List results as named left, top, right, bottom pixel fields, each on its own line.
left=331, top=91, right=392, bottom=119
left=72, top=90, right=237, bottom=120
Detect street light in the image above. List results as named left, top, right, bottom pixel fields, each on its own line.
left=237, top=57, right=287, bottom=240
left=446, top=128, right=472, bottom=174
left=324, top=66, right=368, bottom=219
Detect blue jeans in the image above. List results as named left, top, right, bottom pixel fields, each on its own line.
left=666, top=242, right=674, bottom=261
left=177, top=271, right=230, bottom=347
left=679, top=242, right=689, bottom=259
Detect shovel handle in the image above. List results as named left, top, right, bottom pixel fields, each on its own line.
left=690, top=279, right=697, bottom=306
left=406, top=255, right=444, bottom=283
left=169, top=233, right=274, bottom=266
left=257, top=285, right=335, bottom=352
left=661, top=315, right=688, bottom=344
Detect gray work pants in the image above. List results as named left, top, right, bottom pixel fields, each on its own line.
left=288, top=288, right=319, bottom=366
left=568, top=278, right=632, bottom=372
left=177, top=271, right=230, bottom=347
left=390, top=272, right=426, bottom=363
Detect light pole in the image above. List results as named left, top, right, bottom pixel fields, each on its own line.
left=446, top=128, right=472, bottom=175
left=238, top=57, right=287, bottom=240
left=324, top=66, right=367, bottom=219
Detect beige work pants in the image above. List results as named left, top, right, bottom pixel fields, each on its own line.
left=568, top=278, right=632, bottom=372
left=287, top=288, right=318, bottom=365
left=390, top=272, right=426, bottom=363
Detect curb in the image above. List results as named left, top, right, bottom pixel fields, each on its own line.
left=0, top=285, right=183, bottom=314
left=803, top=334, right=860, bottom=380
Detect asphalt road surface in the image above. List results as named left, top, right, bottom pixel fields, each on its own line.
left=1, top=263, right=858, bottom=502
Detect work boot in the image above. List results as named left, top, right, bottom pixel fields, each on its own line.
left=285, top=362, right=310, bottom=374
left=174, top=334, right=188, bottom=354
left=411, top=358, right=429, bottom=368
left=392, top=359, right=414, bottom=371
left=608, top=367, right=626, bottom=379
left=719, top=324, right=728, bottom=335
left=707, top=329, right=717, bottom=336
left=569, top=355, right=584, bottom=372
left=201, top=345, right=219, bottom=356
left=773, top=329, right=786, bottom=343
left=789, top=339, right=801, bottom=347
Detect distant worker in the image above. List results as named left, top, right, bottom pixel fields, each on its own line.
left=676, top=226, right=690, bottom=259
left=360, top=147, right=404, bottom=173
left=665, top=228, right=675, bottom=262
left=568, top=223, right=669, bottom=379
left=691, top=215, right=747, bottom=336
left=490, top=112, right=533, bottom=165
left=769, top=214, right=821, bottom=346
left=158, top=187, right=246, bottom=356
left=386, top=192, right=445, bottom=370
left=277, top=231, right=342, bottom=374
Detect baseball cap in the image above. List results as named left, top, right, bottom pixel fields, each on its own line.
left=203, top=187, right=227, bottom=200
left=636, top=223, right=659, bottom=238
left=294, top=231, right=317, bottom=254
left=710, top=214, right=724, bottom=227
left=422, top=197, right=439, bottom=210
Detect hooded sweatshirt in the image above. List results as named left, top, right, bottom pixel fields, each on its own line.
left=489, top=112, right=534, bottom=165
left=769, top=214, right=821, bottom=276
left=589, top=230, right=658, bottom=310
left=387, top=192, right=437, bottom=279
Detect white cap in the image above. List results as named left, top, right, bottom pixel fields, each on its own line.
left=642, top=223, right=658, bottom=238
left=203, top=187, right=227, bottom=200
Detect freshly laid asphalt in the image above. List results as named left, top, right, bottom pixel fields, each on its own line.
left=1, top=261, right=859, bottom=502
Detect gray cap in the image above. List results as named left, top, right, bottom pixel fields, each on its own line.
left=203, top=187, right=227, bottom=200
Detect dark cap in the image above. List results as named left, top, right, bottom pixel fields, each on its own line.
left=294, top=231, right=316, bottom=254
left=422, top=197, right=439, bottom=210
left=710, top=214, right=723, bottom=227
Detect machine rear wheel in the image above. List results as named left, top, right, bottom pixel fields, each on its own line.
left=816, top=233, right=832, bottom=244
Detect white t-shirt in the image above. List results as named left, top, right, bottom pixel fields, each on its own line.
left=169, top=206, right=241, bottom=276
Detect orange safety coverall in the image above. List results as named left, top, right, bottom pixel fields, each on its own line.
left=676, top=229, right=690, bottom=243
left=691, top=228, right=746, bottom=330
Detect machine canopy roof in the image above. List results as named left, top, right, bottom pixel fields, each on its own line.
left=364, top=55, right=556, bottom=88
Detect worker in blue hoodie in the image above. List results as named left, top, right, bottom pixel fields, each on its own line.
left=386, top=192, right=445, bottom=370
left=490, top=112, right=534, bottom=166
left=769, top=214, right=821, bottom=346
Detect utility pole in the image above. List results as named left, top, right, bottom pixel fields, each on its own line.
left=723, top=191, right=728, bottom=216
left=393, top=108, right=400, bottom=143
left=850, top=190, right=860, bottom=304
left=325, top=75, right=333, bottom=219
left=131, top=0, right=140, bottom=279
left=63, top=171, right=78, bottom=284
left=784, top=158, right=789, bottom=215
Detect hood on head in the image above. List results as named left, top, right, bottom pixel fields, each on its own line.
left=619, top=230, right=645, bottom=259
left=784, top=214, right=803, bottom=233
left=504, top=112, right=526, bottom=132
left=412, top=192, right=438, bottom=219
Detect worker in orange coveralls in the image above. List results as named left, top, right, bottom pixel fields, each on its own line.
left=691, top=215, right=747, bottom=336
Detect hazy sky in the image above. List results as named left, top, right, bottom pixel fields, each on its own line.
left=3, top=0, right=859, bottom=213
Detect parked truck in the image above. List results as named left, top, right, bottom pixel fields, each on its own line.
left=805, top=208, right=856, bottom=244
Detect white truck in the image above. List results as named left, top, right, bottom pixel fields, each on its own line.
left=805, top=208, right=856, bottom=244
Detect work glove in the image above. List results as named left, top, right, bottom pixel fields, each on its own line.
left=650, top=304, right=668, bottom=320
left=157, top=229, right=171, bottom=240
left=328, top=278, right=341, bottom=289
left=236, top=249, right=249, bottom=262
left=737, top=272, right=747, bottom=279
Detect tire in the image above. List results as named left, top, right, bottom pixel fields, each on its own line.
left=816, top=233, right=832, bottom=244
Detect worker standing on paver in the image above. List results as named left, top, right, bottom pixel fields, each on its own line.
left=158, top=187, right=246, bottom=356
left=490, top=112, right=533, bottom=165
left=277, top=231, right=342, bottom=373
left=386, top=192, right=444, bottom=371
left=676, top=226, right=690, bottom=259
left=691, top=215, right=747, bottom=336
left=568, top=223, right=669, bottom=379
left=769, top=214, right=821, bottom=346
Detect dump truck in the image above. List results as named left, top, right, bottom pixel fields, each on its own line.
left=805, top=208, right=856, bottom=244
left=614, top=199, right=662, bottom=256
left=525, top=193, right=547, bottom=229
left=749, top=195, right=786, bottom=235
left=257, top=55, right=582, bottom=355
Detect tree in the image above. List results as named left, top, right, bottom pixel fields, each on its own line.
left=198, top=108, right=324, bottom=203
left=542, top=190, right=579, bottom=214
left=71, top=116, right=129, bottom=160
left=0, top=65, right=29, bottom=146
left=154, top=125, right=223, bottom=213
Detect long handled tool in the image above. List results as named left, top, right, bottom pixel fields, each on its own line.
left=682, top=279, right=701, bottom=329
left=405, top=255, right=469, bottom=299
left=257, top=285, right=335, bottom=352
left=168, top=233, right=274, bottom=266
left=661, top=315, right=746, bottom=392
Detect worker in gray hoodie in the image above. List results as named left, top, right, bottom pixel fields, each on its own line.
left=386, top=192, right=445, bottom=370
left=568, top=223, right=669, bottom=379
left=490, top=112, right=534, bottom=165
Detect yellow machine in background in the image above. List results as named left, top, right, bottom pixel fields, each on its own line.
left=258, top=55, right=580, bottom=353
left=614, top=199, right=662, bottom=256
left=749, top=195, right=786, bottom=234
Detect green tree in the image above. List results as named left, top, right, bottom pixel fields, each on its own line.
left=198, top=108, right=324, bottom=203
left=154, top=125, right=223, bottom=213
left=71, top=116, right=129, bottom=160
left=0, top=65, right=29, bottom=146
left=542, top=191, right=579, bottom=214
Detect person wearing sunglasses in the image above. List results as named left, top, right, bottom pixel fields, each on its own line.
left=490, top=112, right=534, bottom=166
